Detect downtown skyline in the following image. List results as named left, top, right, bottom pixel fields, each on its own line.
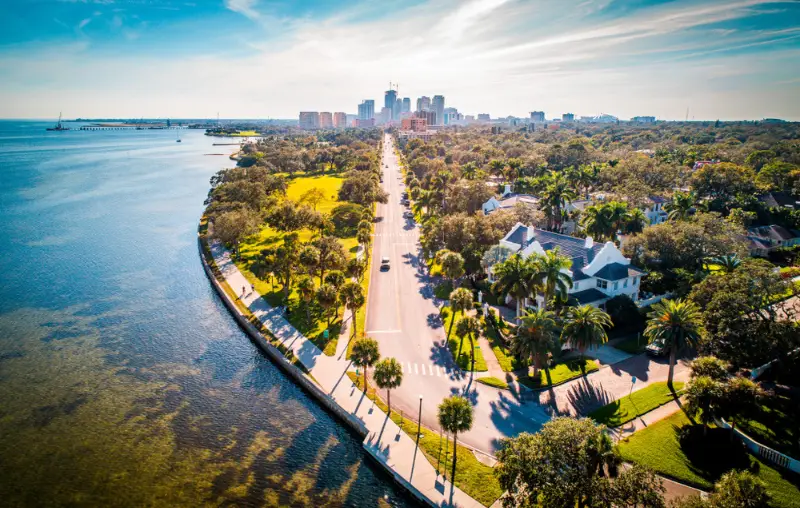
left=1, top=0, right=799, bottom=120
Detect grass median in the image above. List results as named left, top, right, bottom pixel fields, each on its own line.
left=346, top=372, right=501, bottom=506
left=589, top=381, right=683, bottom=427
left=517, top=358, right=599, bottom=390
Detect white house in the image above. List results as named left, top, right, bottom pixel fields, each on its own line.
left=643, top=196, right=669, bottom=225
left=482, top=194, right=540, bottom=215
left=488, top=223, right=646, bottom=309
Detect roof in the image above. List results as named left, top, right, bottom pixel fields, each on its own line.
left=501, top=224, right=605, bottom=275
left=592, top=262, right=646, bottom=281
left=648, top=195, right=669, bottom=204
left=759, top=192, right=799, bottom=209
left=747, top=225, right=800, bottom=243
left=570, top=289, right=610, bottom=305
left=498, top=194, right=539, bottom=208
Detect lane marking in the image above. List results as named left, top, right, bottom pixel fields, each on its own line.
left=414, top=363, right=419, bottom=375
left=429, top=364, right=434, bottom=376
left=408, top=362, right=412, bottom=373
left=420, top=364, right=425, bottom=375
left=365, top=329, right=402, bottom=334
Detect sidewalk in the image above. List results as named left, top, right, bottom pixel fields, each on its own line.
left=608, top=398, right=686, bottom=442
left=209, top=241, right=482, bottom=508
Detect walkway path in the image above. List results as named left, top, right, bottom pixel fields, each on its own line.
left=608, top=398, right=686, bottom=442
left=209, top=242, right=482, bottom=507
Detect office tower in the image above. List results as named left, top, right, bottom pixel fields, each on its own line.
left=530, top=111, right=545, bottom=122
left=395, top=98, right=402, bottom=120
left=333, top=112, right=347, bottom=128
left=319, top=112, right=333, bottom=128
left=402, top=98, right=411, bottom=113
left=298, top=112, right=320, bottom=129
left=415, top=109, right=437, bottom=127
left=357, top=100, right=375, bottom=120
left=562, top=113, right=575, bottom=122
left=416, top=96, right=431, bottom=112
left=379, top=107, right=392, bottom=125
left=477, top=113, right=490, bottom=122
left=384, top=89, right=398, bottom=115
left=432, top=95, right=445, bottom=125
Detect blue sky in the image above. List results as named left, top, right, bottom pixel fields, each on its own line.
left=1, top=0, right=799, bottom=120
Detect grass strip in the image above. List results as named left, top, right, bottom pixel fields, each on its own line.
left=346, top=372, right=501, bottom=506
left=476, top=377, right=509, bottom=390
left=589, top=381, right=684, bottom=427
left=447, top=334, right=488, bottom=372
left=517, top=358, right=599, bottom=389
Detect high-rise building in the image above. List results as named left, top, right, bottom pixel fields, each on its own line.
left=530, top=111, right=545, bottom=122
left=631, top=116, right=656, bottom=123
left=402, top=98, right=411, bottom=113
left=379, top=107, right=392, bottom=125
left=319, top=112, right=333, bottom=128
left=416, top=96, right=431, bottom=112
left=477, top=113, right=490, bottom=122
left=333, top=112, right=347, bottom=128
left=395, top=98, right=402, bottom=120
left=385, top=90, right=398, bottom=116
left=562, top=113, right=575, bottom=122
left=299, top=111, right=319, bottom=130
left=415, top=110, right=437, bottom=127
left=358, top=100, right=375, bottom=120
left=432, top=95, right=445, bottom=126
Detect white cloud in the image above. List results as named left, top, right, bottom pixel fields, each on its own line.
left=224, top=0, right=261, bottom=21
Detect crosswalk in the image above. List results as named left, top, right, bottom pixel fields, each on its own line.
left=401, top=362, right=456, bottom=377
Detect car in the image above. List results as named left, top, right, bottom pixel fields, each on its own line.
left=380, top=256, right=390, bottom=270
left=401, top=199, right=410, bottom=206
left=403, top=211, right=413, bottom=219
left=646, top=338, right=670, bottom=357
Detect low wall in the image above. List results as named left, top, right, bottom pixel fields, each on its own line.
left=197, top=237, right=369, bottom=439
left=716, top=418, right=800, bottom=474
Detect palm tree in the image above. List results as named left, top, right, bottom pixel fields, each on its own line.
left=644, top=299, right=704, bottom=392
left=623, top=207, right=648, bottom=235
left=580, top=204, right=615, bottom=241
left=455, top=315, right=481, bottom=371
left=513, top=308, right=560, bottom=380
left=488, top=159, right=506, bottom=179
left=708, top=254, right=741, bottom=273
left=491, top=254, right=534, bottom=320
left=340, top=281, right=365, bottom=338
left=540, top=171, right=578, bottom=231
left=316, top=283, right=338, bottom=326
left=665, top=191, right=697, bottom=221
left=440, top=251, right=465, bottom=285
left=586, top=431, right=620, bottom=478
left=530, top=248, right=573, bottom=308
left=296, top=275, right=316, bottom=324
left=606, top=201, right=631, bottom=234
left=351, top=336, right=380, bottom=393
left=373, top=357, right=403, bottom=414
left=357, top=220, right=372, bottom=248
left=438, top=396, right=474, bottom=484
left=448, top=288, right=473, bottom=339
left=460, top=162, right=480, bottom=180
left=561, top=305, right=612, bottom=360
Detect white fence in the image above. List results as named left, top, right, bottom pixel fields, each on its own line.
left=637, top=292, right=672, bottom=308
left=716, top=418, right=800, bottom=474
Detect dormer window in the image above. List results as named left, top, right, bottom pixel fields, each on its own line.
left=596, top=279, right=608, bottom=290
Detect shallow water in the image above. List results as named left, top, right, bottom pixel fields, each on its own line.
left=0, top=121, right=413, bottom=507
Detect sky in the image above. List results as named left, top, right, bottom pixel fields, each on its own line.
left=1, top=0, right=799, bottom=120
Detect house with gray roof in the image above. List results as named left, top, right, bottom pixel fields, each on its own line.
left=746, top=225, right=800, bottom=257
left=488, top=223, right=646, bottom=310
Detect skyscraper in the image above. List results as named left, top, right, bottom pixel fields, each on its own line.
left=319, top=112, right=333, bottom=128
left=298, top=112, right=319, bottom=130
left=358, top=100, right=375, bottom=120
left=395, top=98, right=402, bottom=120
left=402, top=98, right=411, bottom=113
left=333, top=112, right=347, bottom=128
left=416, top=96, right=431, bottom=112
left=432, top=95, right=445, bottom=126
left=562, top=113, right=575, bottom=122
left=530, top=111, right=545, bottom=122
left=385, top=89, right=398, bottom=117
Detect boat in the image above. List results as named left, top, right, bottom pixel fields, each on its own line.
left=46, top=113, right=70, bottom=131
left=176, top=131, right=182, bottom=143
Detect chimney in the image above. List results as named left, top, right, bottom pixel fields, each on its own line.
left=525, top=226, right=535, bottom=245
left=584, top=236, right=594, bottom=249
left=503, top=184, right=512, bottom=196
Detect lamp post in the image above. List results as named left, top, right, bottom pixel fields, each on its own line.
left=417, top=395, right=423, bottom=438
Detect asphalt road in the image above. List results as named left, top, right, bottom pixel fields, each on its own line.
left=365, top=134, right=552, bottom=453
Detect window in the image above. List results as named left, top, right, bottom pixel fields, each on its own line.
left=623, top=279, right=628, bottom=288
left=613, top=281, right=618, bottom=290
left=574, top=281, right=580, bottom=290
left=596, top=279, right=608, bottom=290
left=633, top=277, right=639, bottom=286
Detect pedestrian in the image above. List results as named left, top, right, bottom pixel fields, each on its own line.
left=242, top=286, right=246, bottom=298
left=250, top=283, right=255, bottom=294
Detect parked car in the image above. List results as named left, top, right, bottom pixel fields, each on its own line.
left=401, top=199, right=410, bottom=206
left=646, top=338, right=670, bottom=357
left=380, top=256, right=390, bottom=270
left=403, top=211, right=413, bottom=219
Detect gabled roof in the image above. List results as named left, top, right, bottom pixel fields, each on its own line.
left=592, top=262, right=646, bottom=281
left=747, top=225, right=800, bottom=242
left=759, top=192, right=799, bottom=209
left=570, top=289, right=610, bottom=305
left=648, top=195, right=669, bottom=204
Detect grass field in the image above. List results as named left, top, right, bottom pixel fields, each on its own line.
left=448, top=332, right=488, bottom=372
left=517, top=358, right=599, bottom=389
left=738, top=395, right=800, bottom=458
left=618, top=410, right=800, bottom=507
left=482, top=318, right=526, bottom=372
left=476, top=377, right=509, bottom=389
left=589, top=381, right=683, bottom=427
left=346, top=372, right=502, bottom=506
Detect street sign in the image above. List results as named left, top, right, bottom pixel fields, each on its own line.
left=631, top=376, right=637, bottom=384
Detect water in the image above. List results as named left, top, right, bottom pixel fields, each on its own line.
left=0, top=121, right=413, bottom=507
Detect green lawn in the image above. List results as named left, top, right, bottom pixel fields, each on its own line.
left=346, top=372, right=501, bottom=506
left=476, top=377, right=509, bottom=390
left=618, top=410, right=800, bottom=507
left=738, top=395, right=800, bottom=458
left=589, top=382, right=684, bottom=427
left=517, top=358, right=599, bottom=389
left=611, top=334, right=648, bottom=355
left=447, top=322, right=488, bottom=372
left=482, top=318, right=526, bottom=372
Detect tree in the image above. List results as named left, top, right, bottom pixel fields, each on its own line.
left=530, top=248, right=574, bottom=307
left=690, top=162, right=757, bottom=211
left=316, top=283, right=339, bottom=326
left=346, top=257, right=366, bottom=282
left=265, top=233, right=301, bottom=302
left=496, top=417, right=620, bottom=508
left=448, top=288, right=473, bottom=339
left=602, top=464, right=665, bottom=508
left=455, top=315, right=481, bottom=371
left=561, top=305, right=612, bottom=360
left=540, top=171, right=578, bottom=230
left=340, top=281, right=365, bottom=338
left=266, top=200, right=318, bottom=232
left=513, top=308, right=559, bottom=379
left=623, top=207, right=648, bottom=235
left=440, top=251, right=465, bottom=284
left=373, top=358, right=403, bottom=414
left=296, top=275, right=315, bottom=323
left=357, top=220, right=372, bottom=247
left=644, top=299, right=703, bottom=392
left=313, top=236, right=347, bottom=285
left=690, top=356, right=729, bottom=381
left=338, top=171, right=388, bottom=206
left=437, top=396, right=474, bottom=484
left=351, top=336, right=380, bottom=393
left=708, top=254, right=740, bottom=273
left=212, top=208, right=260, bottom=256
left=299, top=245, right=320, bottom=278
left=709, top=470, right=769, bottom=508
left=299, top=187, right=326, bottom=210
left=684, top=375, right=723, bottom=434
left=719, top=376, right=761, bottom=440
left=665, top=191, right=697, bottom=221
left=491, top=254, right=534, bottom=320
left=323, top=270, right=345, bottom=290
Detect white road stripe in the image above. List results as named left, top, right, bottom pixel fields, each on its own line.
left=408, top=362, right=412, bottom=373
left=414, top=363, right=419, bottom=375
left=420, top=364, right=425, bottom=375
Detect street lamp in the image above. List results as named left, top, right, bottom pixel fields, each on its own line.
left=417, top=395, right=423, bottom=438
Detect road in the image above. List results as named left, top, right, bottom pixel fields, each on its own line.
left=364, top=133, right=690, bottom=454
left=365, top=134, right=552, bottom=453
